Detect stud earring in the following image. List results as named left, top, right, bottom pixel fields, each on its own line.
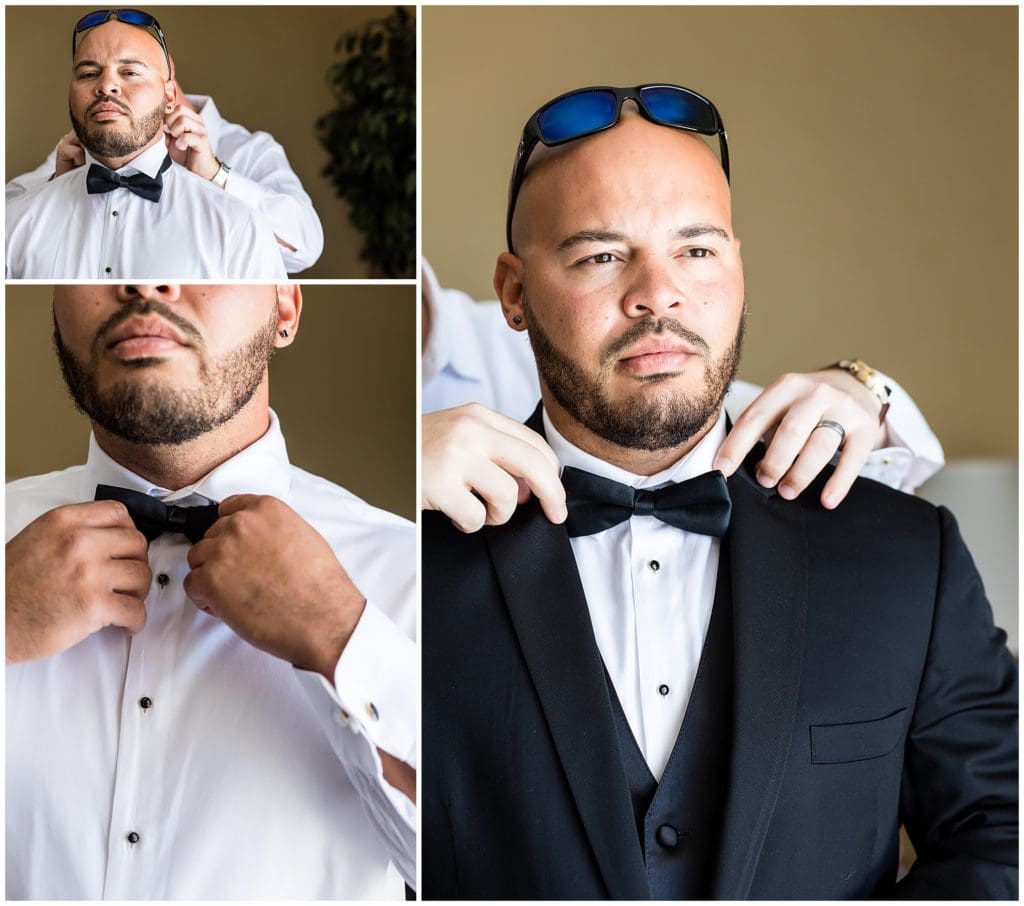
left=512, top=315, right=522, bottom=325
left=280, top=329, right=289, bottom=338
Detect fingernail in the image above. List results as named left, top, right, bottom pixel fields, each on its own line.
left=822, top=493, right=837, bottom=509
left=757, top=471, right=776, bottom=488
left=555, top=505, right=567, bottom=523
left=779, top=483, right=796, bottom=499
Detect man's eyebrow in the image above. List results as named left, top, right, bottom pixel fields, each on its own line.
left=74, top=57, right=152, bottom=71
left=675, top=224, right=732, bottom=242
left=555, top=230, right=629, bottom=253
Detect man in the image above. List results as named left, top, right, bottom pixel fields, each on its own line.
left=5, top=11, right=284, bottom=279
left=420, top=257, right=945, bottom=531
left=6, top=286, right=415, bottom=898
left=422, top=85, right=1017, bottom=898
left=7, top=83, right=324, bottom=274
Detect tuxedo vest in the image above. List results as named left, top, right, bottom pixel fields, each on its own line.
left=606, top=543, right=735, bottom=899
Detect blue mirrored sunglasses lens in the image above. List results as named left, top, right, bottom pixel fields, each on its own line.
left=115, top=10, right=156, bottom=27
left=76, top=10, right=112, bottom=31
left=537, top=91, right=617, bottom=144
left=640, top=87, right=716, bottom=132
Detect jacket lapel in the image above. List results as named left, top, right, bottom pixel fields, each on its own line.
left=712, top=447, right=809, bottom=898
left=486, top=493, right=650, bottom=898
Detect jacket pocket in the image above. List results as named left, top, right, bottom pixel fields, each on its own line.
left=810, top=708, right=908, bottom=764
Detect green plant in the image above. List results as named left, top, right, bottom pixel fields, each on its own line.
left=317, top=7, right=415, bottom=278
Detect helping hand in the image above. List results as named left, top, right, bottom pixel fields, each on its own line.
left=163, top=105, right=219, bottom=180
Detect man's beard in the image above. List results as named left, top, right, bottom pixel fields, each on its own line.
left=70, top=97, right=164, bottom=159
left=54, top=301, right=279, bottom=446
left=524, top=297, right=745, bottom=451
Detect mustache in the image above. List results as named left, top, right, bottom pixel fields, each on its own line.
left=91, top=300, right=204, bottom=357
left=602, top=318, right=710, bottom=364
left=86, top=95, right=131, bottom=116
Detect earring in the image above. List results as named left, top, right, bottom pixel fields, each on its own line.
left=512, top=315, right=522, bottom=325
left=279, top=329, right=289, bottom=338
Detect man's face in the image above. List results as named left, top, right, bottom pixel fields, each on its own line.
left=509, top=114, right=746, bottom=451
left=52, top=286, right=281, bottom=446
left=69, top=20, right=171, bottom=159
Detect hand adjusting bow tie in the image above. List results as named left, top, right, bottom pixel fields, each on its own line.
left=95, top=484, right=220, bottom=544
left=561, top=466, right=732, bottom=538
left=86, top=154, right=172, bottom=203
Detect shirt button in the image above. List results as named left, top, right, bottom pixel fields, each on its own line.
left=656, top=824, right=679, bottom=848
left=658, top=684, right=670, bottom=696
left=882, top=456, right=893, bottom=465
left=365, top=702, right=380, bottom=721
left=139, top=697, right=153, bottom=710
left=157, top=573, right=169, bottom=587
left=126, top=832, right=140, bottom=845
left=112, top=210, right=118, bottom=217
left=104, top=266, right=112, bottom=274
left=648, top=560, right=660, bottom=572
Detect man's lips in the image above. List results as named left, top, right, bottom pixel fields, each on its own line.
left=89, top=102, right=129, bottom=121
left=105, top=317, right=189, bottom=358
left=617, top=338, right=699, bottom=376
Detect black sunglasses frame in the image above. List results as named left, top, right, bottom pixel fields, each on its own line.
left=72, top=9, right=170, bottom=74
left=505, top=84, right=730, bottom=252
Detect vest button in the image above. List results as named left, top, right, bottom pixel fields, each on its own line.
left=655, top=824, right=679, bottom=848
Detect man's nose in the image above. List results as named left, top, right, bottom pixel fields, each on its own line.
left=96, top=77, right=122, bottom=97
left=622, top=259, right=684, bottom=319
left=117, top=285, right=183, bottom=304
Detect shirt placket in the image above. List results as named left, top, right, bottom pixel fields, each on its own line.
left=96, top=188, right=127, bottom=278
left=101, top=532, right=182, bottom=898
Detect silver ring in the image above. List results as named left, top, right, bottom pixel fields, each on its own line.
left=813, top=419, right=846, bottom=448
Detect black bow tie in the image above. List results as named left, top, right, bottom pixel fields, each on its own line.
left=561, top=467, right=732, bottom=538
left=95, top=484, right=220, bottom=544
left=86, top=154, right=171, bottom=203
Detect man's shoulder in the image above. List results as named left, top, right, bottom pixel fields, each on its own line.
left=287, top=464, right=414, bottom=539
left=6, top=169, right=81, bottom=223
left=6, top=465, right=87, bottom=538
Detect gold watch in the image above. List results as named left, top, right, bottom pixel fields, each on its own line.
left=829, top=359, right=892, bottom=423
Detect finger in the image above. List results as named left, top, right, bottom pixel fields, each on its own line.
left=64, top=499, right=136, bottom=529
left=755, top=398, right=832, bottom=489
left=490, top=439, right=566, bottom=523
left=451, top=404, right=561, bottom=474
left=422, top=482, right=489, bottom=534
left=774, top=425, right=845, bottom=500
left=174, top=132, right=208, bottom=153
left=108, top=558, right=153, bottom=598
left=465, top=462, right=524, bottom=527
left=715, top=377, right=802, bottom=475
left=217, top=494, right=263, bottom=517
left=821, top=431, right=877, bottom=509
left=186, top=538, right=213, bottom=569
left=102, top=592, right=147, bottom=635
left=102, top=525, right=150, bottom=561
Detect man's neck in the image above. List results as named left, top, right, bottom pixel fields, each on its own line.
left=542, top=390, right=721, bottom=477
left=91, top=398, right=272, bottom=491
left=90, top=132, right=163, bottom=171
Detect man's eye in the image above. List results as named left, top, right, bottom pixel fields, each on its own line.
left=582, top=252, right=617, bottom=265
left=685, top=247, right=713, bottom=259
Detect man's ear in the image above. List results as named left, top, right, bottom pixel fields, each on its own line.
left=163, top=79, right=176, bottom=112
left=274, top=284, right=302, bottom=347
left=494, top=252, right=527, bottom=332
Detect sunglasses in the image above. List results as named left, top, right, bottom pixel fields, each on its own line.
left=506, top=84, right=730, bottom=252
left=72, top=9, right=170, bottom=73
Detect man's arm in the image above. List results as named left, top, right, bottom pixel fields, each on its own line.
left=183, top=495, right=415, bottom=888
left=892, top=507, right=1017, bottom=897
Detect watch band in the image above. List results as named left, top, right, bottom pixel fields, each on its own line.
left=829, top=359, right=892, bottom=424
left=210, top=159, right=231, bottom=189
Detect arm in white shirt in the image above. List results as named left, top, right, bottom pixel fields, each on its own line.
left=293, top=603, right=416, bottom=888
left=5, top=148, right=59, bottom=203
left=228, top=209, right=290, bottom=280
left=219, top=131, right=324, bottom=274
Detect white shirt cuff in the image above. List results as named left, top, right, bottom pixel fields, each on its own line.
left=871, top=369, right=945, bottom=491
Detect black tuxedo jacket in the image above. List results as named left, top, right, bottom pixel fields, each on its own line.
left=422, top=432, right=1017, bottom=899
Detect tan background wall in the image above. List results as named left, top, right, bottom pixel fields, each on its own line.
left=423, top=5, right=1017, bottom=458
left=5, top=5, right=414, bottom=279
left=5, top=286, right=417, bottom=520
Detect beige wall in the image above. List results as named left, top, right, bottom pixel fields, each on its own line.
left=423, top=5, right=1017, bottom=458
left=5, top=286, right=417, bottom=520
left=5, top=5, right=414, bottom=279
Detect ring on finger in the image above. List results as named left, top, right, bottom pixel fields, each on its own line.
left=813, top=419, right=846, bottom=449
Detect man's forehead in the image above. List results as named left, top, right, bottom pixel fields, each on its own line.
left=73, top=19, right=163, bottom=63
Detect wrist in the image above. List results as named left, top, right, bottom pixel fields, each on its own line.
left=209, top=157, right=231, bottom=188
left=824, top=359, right=892, bottom=424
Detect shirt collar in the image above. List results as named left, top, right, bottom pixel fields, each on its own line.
left=421, top=257, right=488, bottom=384
left=84, top=139, right=170, bottom=178
left=543, top=406, right=727, bottom=490
left=78, top=409, right=292, bottom=503
left=186, top=94, right=223, bottom=152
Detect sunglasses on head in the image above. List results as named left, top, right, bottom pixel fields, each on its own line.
left=72, top=9, right=170, bottom=73
left=506, top=84, right=730, bottom=252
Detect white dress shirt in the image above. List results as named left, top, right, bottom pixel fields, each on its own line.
left=421, top=259, right=945, bottom=491
left=5, top=140, right=286, bottom=279
left=6, top=411, right=415, bottom=899
left=544, top=409, right=727, bottom=781
left=6, top=95, right=323, bottom=274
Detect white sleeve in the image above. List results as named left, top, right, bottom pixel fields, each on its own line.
left=292, top=603, right=416, bottom=889
left=5, top=148, right=59, bottom=203
left=221, top=133, right=324, bottom=274
left=231, top=211, right=289, bottom=279
left=726, top=372, right=945, bottom=493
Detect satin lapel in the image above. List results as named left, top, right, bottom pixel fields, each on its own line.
left=486, top=501, right=650, bottom=899
left=712, top=452, right=809, bottom=899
